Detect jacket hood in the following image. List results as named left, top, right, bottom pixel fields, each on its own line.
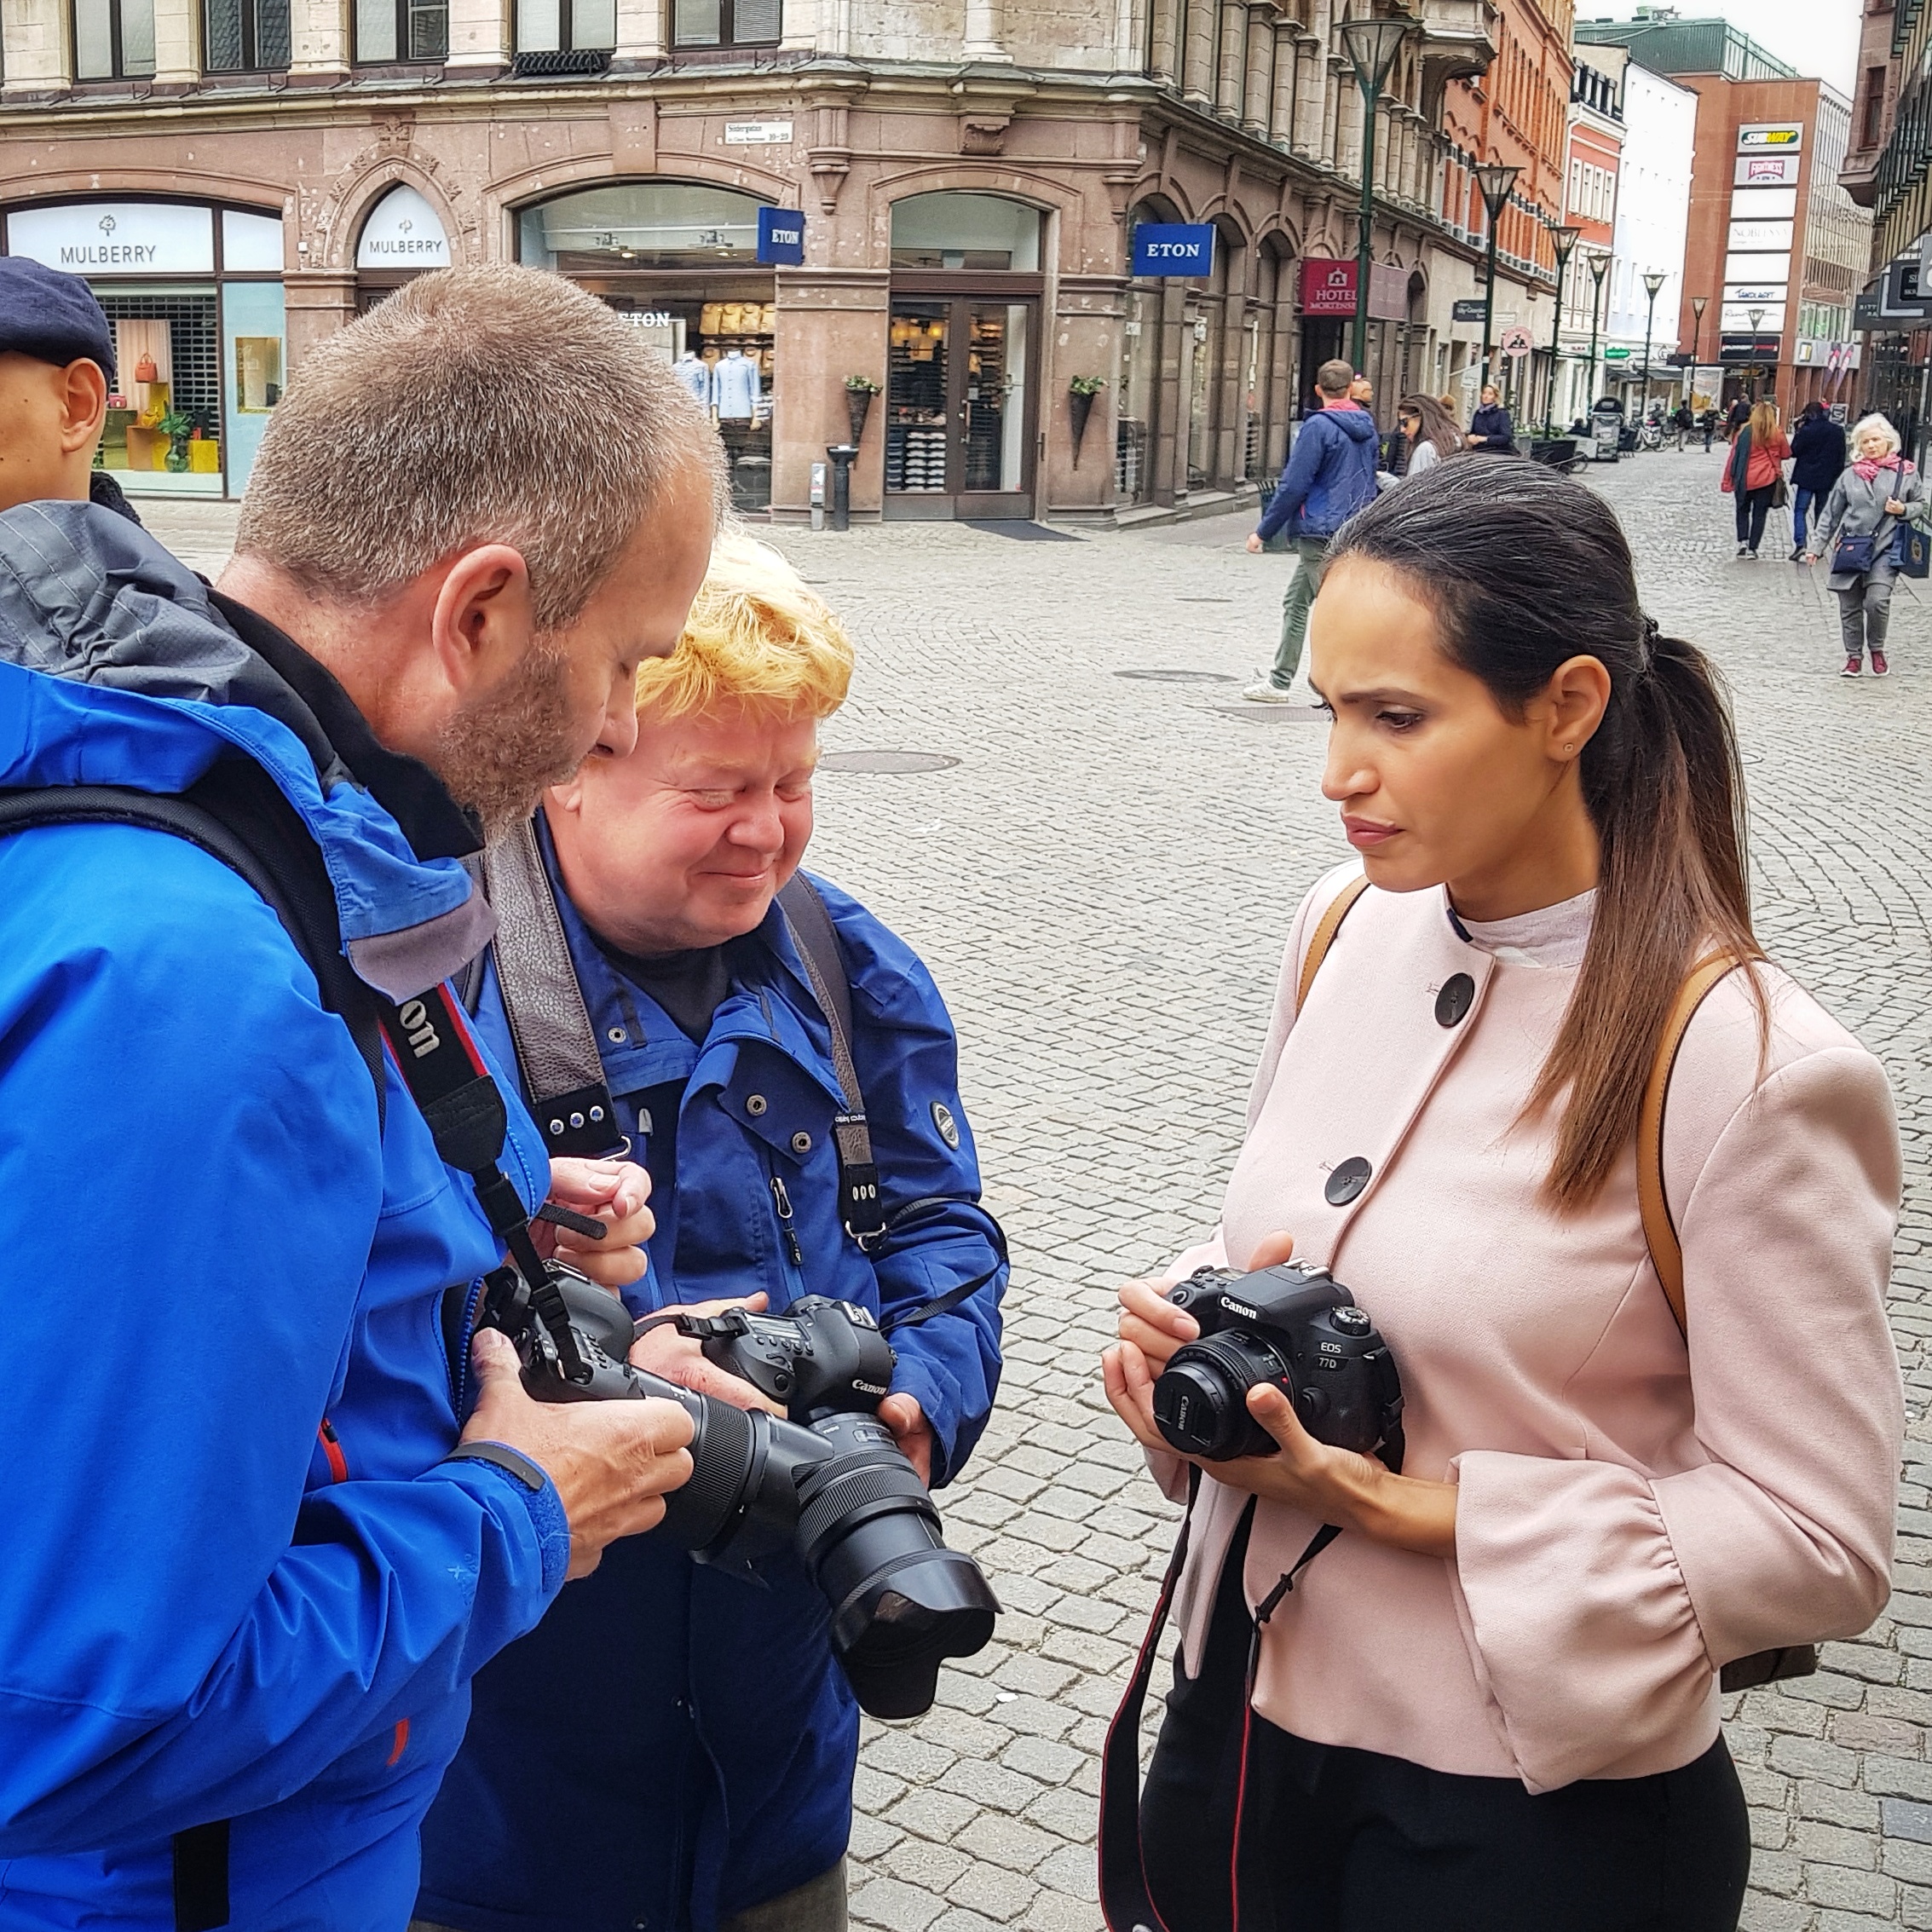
left=1324, top=407, right=1381, bottom=445
left=0, top=499, right=490, bottom=995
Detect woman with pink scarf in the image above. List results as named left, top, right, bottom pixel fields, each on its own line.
left=1808, top=412, right=1927, bottom=677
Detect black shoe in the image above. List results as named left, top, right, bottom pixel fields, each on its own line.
left=1789, top=545, right=1805, bottom=562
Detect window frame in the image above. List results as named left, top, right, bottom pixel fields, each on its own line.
left=202, top=0, right=291, bottom=73
left=671, top=0, right=781, bottom=52
left=353, top=0, right=448, bottom=66
left=72, top=0, right=156, bottom=80
left=512, top=0, right=615, bottom=61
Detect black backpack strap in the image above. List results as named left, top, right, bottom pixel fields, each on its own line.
left=0, top=764, right=383, bottom=1122
left=776, top=874, right=885, bottom=1250
left=475, top=817, right=622, bottom=1157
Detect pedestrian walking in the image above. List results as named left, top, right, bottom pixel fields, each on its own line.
left=1243, top=358, right=1378, bottom=702
left=1788, top=400, right=1847, bottom=562
left=1395, top=393, right=1460, bottom=478
left=1725, top=395, right=1751, bottom=441
left=1102, top=458, right=1900, bottom=1932
left=1465, top=383, right=1516, bottom=454
left=1808, top=412, right=1926, bottom=678
left=1720, top=398, right=1789, bottom=558
left=1700, top=406, right=1718, bottom=453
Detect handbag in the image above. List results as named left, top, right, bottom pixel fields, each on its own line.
left=1771, top=476, right=1790, bottom=510
left=1895, top=523, right=1931, bottom=580
left=1833, top=531, right=1880, bottom=574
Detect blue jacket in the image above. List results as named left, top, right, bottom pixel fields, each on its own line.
left=0, top=504, right=566, bottom=1929
left=418, top=825, right=1006, bottom=1932
left=1791, top=416, right=1848, bottom=494
left=1255, top=404, right=1381, bottom=542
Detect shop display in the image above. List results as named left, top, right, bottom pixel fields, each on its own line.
left=886, top=309, right=949, bottom=493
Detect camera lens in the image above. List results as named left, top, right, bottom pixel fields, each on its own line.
left=1152, top=1332, right=1291, bottom=1461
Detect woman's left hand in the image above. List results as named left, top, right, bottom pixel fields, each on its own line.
left=539, top=1156, right=655, bottom=1288
left=1102, top=1337, right=1458, bottom=1559
left=1886, top=497, right=1908, bottom=516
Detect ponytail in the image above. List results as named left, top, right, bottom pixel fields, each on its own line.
left=1326, top=460, right=1762, bottom=1208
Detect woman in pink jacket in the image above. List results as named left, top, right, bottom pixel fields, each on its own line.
left=1102, top=459, right=1902, bottom=1931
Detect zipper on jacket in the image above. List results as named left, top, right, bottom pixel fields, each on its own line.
left=318, top=1419, right=349, bottom=1484
left=450, top=1276, right=486, bottom=1418
left=769, top=1174, right=805, bottom=1270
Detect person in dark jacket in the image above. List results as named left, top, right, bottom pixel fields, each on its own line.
left=1243, top=357, right=1380, bottom=701
left=1466, top=383, right=1516, bottom=453
left=0, top=266, right=720, bottom=1931
left=418, top=534, right=1006, bottom=1932
left=1788, top=401, right=1848, bottom=561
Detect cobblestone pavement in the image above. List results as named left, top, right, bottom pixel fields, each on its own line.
left=146, top=447, right=1932, bottom=1931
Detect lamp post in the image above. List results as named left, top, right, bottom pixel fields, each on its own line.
left=1641, top=268, right=1666, bottom=417
left=1586, top=251, right=1611, bottom=411
left=1474, top=160, right=1521, bottom=393
left=1689, top=291, right=1707, bottom=371
left=1339, top=15, right=1412, bottom=377
left=1543, top=221, right=1581, bottom=435
left=1747, top=306, right=1766, bottom=400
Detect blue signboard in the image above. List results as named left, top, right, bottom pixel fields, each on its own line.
left=757, top=207, right=805, bottom=265
left=1132, top=222, right=1214, bottom=278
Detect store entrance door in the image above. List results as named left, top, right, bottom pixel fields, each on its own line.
left=885, top=297, right=1035, bottom=519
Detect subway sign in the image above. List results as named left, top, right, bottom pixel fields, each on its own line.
left=1133, top=223, right=1214, bottom=278
left=1737, top=123, right=1803, bottom=153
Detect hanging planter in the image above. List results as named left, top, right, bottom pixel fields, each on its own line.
left=1068, top=376, right=1106, bottom=468
left=845, top=375, right=880, bottom=446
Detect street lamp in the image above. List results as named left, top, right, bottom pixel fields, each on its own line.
left=1747, top=307, right=1766, bottom=400
left=1641, top=268, right=1666, bottom=417
left=1587, top=251, right=1612, bottom=409
left=1543, top=221, right=1581, bottom=435
left=1689, top=291, right=1708, bottom=370
left=1340, top=14, right=1412, bottom=377
left=1474, top=161, right=1521, bottom=392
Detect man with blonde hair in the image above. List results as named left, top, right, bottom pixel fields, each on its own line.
left=0, top=265, right=722, bottom=1928
left=416, top=534, right=1006, bottom=1932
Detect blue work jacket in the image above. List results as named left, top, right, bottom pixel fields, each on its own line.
left=0, top=505, right=565, bottom=1927
left=418, top=822, right=1006, bottom=1932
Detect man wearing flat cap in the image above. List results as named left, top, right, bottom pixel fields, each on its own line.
left=0, top=255, right=139, bottom=520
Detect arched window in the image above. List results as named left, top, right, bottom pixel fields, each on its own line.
left=889, top=193, right=1042, bottom=272
left=516, top=182, right=770, bottom=270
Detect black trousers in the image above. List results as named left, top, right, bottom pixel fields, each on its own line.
left=1733, top=485, right=1775, bottom=551
left=1139, top=1510, right=1750, bottom=1932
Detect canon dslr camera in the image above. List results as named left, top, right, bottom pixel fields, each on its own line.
left=487, top=1263, right=998, bottom=1721
left=1151, top=1260, right=1404, bottom=1466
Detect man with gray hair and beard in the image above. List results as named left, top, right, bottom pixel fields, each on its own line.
left=0, top=266, right=721, bottom=1929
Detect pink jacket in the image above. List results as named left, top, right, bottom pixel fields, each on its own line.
left=1154, top=865, right=1902, bottom=1792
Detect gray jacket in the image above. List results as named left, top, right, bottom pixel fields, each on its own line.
left=1814, top=464, right=1928, bottom=588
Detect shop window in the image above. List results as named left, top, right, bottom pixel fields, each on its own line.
left=889, top=193, right=1041, bottom=271
left=73, top=0, right=155, bottom=78
left=96, top=292, right=222, bottom=488
left=516, top=182, right=768, bottom=270
left=514, top=0, right=614, bottom=71
left=672, top=0, right=780, bottom=47
left=355, top=0, right=447, bottom=63
left=205, top=0, right=290, bottom=69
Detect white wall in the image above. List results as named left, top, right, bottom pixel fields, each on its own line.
left=1606, top=62, right=1696, bottom=358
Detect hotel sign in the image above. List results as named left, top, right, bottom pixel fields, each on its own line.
left=1735, top=154, right=1800, bottom=186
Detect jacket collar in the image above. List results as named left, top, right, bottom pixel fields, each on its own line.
left=0, top=499, right=492, bottom=996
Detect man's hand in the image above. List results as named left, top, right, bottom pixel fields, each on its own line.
left=541, top=1157, right=653, bottom=1288
left=877, top=1393, right=934, bottom=1486
left=1245, top=533, right=1265, bottom=555
left=629, top=1295, right=787, bottom=1414
left=462, top=1327, right=694, bottom=1579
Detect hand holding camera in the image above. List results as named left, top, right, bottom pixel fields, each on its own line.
left=1103, top=1237, right=1457, bottom=1560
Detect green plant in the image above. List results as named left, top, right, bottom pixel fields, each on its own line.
left=1069, top=374, right=1108, bottom=395
left=845, top=374, right=882, bottom=393
left=158, top=410, right=193, bottom=440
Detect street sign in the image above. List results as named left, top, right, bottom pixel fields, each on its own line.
left=1499, top=324, right=1533, bottom=359
left=755, top=207, right=805, bottom=265
left=1133, top=223, right=1214, bottom=278
left=1602, top=346, right=1632, bottom=361
left=1451, top=298, right=1488, bottom=323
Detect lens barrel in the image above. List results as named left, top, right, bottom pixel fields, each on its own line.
left=1152, top=1332, right=1290, bottom=1461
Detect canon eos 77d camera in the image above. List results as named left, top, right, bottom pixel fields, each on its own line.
left=1151, top=1260, right=1405, bottom=1466
left=482, top=1263, right=998, bottom=1721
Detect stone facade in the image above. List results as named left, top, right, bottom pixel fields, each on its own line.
left=0, top=0, right=1564, bottom=516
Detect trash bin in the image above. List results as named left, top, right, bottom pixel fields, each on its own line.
left=1589, top=407, right=1623, bottom=464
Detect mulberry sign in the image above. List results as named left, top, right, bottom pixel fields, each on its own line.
left=6, top=201, right=214, bottom=275
left=355, top=186, right=450, bottom=268
left=1133, top=223, right=1215, bottom=278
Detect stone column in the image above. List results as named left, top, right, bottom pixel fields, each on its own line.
left=446, top=0, right=508, bottom=72
left=1046, top=274, right=1127, bottom=520
left=612, top=0, right=663, bottom=62
left=284, top=270, right=357, bottom=373
left=1267, top=20, right=1294, bottom=144
left=3, top=0, right=73, bottom=90
left=1180, top=0, right=1214, bottom=105
left=152, top=0, right=199, bottom=87
left=768, top=268, right=889, bottom=518
left=1145, top=0, right=1179, bottom=86
left=288, top=0, right=349, bottom=79
left=963, top=0, right=1008, bottom=61
left=1241, top=1, right=1270, bottom=134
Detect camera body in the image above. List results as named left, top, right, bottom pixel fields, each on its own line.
left=678, top=1297, right=897, bottom=1423
left=487, top=1264, right=998, bottom=1720
left=1151, top=1261, right=1404, bottom=1465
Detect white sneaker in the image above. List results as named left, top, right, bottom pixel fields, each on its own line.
left=1242, top=678, right=1297, bottom=703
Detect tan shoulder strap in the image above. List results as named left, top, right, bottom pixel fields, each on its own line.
left=1637, top=954, right=1743, bottom=1335
left=1295, top=874, right=1371, bottom=1013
